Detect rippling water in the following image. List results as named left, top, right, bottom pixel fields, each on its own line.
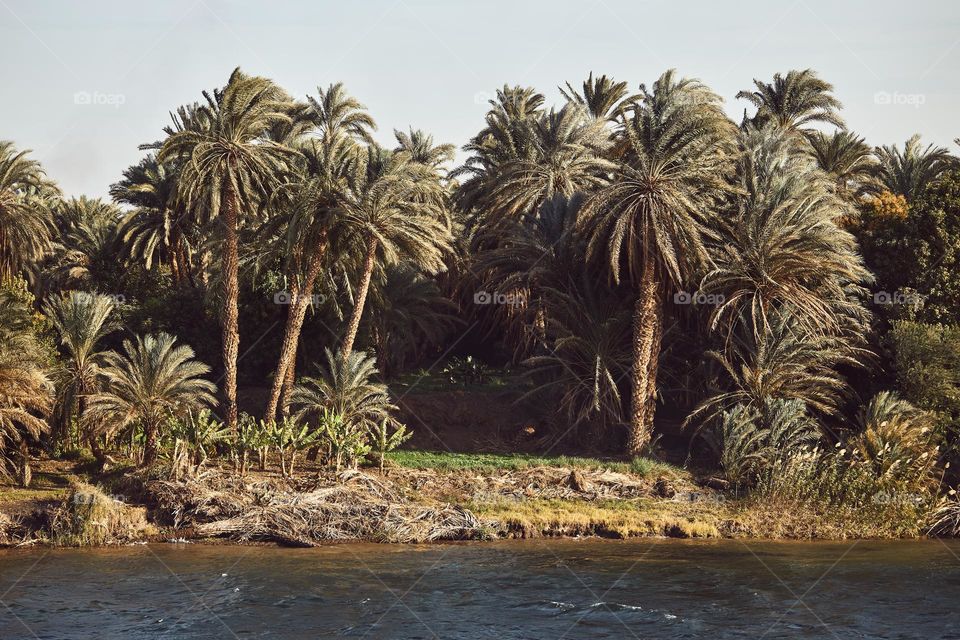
left=1, top=539, right=958, bottom=638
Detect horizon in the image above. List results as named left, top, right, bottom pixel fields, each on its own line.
left=1, top=0, right=958, bottom=198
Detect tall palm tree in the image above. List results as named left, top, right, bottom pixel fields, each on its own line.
left=158, top=68, right=296, bottom=433
left=806, top=130, right=877, bottom=198
left=43, top=292, right=118, bottom=451
left=0, top=141, right=58, bottom=282
left=580, top=69, right=737, bottom=455
left=0, top=289, right=52, bottom=485
left=336, top=145, right=452, bottom=362
left=872, top=134, right=958, bottom=202
left=262, top=83, right=376, bottom=422
left=85, top=333, right=216, bottom=466
left=737, top=69, right=844, bottom=133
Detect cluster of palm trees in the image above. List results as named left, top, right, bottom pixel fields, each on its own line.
left=0, top=65, right=958, bottom=481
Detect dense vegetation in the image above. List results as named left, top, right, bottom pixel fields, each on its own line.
left=2, top=67, right=960, bottom=533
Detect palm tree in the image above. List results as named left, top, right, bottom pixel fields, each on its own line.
left=481, top=103, right=613, bottom=225
left=111, top=155, right=196, bottom=285
left=737, top=69, right=844, bottom=133
left=43, top=292, right=119, bottom=452
left=292, top=348, right=396, bottom=433
left=688, top=309, right=857, bottom=431
left=85, top=333, right=216, bottom=466
left=0, top=141, right=58, bottom=282
left=452, top=85, right=546, bottom=217
left=158, top=68, right=296, bottom=433
left=0, top=289, right=52, bottom=485
left=872, top=135, right=958, bottom=202
left=337, top=145, right=452, bottom=362
left=560, top=72, right=633, bottom=121
left=806, top=130, right=877, bottom=198
left=580, top=69, right=736, bottom=455
left=703, top=126, right=871, bottom=341
left=44, top=197, right=122, bottom=292
left=261, top=83, right=376, bottom=423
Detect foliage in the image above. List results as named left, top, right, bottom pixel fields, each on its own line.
left=317, top=408, right=369, bottom=471
left=442, top=356, right=492, bottom=387
left=368, top=419, right=412, bottom=472
left=83, top=332, right=216, bottom=466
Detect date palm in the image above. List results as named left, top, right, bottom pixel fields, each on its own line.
left=737, top=69, right=844, bottom=133
left=111, top=155, right=195, bottom=284
left=44, top=197, right=122, bottom=292
left=43, top=292, right=119, bottom=450
left=704, top=126, right=871, bottom=342
left=481, top=103, right=613, bottom=226
left=85, top=332, right=216, bottom=466
left=580, top=69, right=737, bottom=455
left=872, top=134, right=958, bottom=202
left=806, top=130, right=877, bottom=198
left=291, top=347, right=396, bottom=432
left=337, top=145, right=452, bottom=362
left=262, top=83, right=375, bottom=423
left=159, top=68, right=296, bottom=433
left=0, top=289, right=52, bottom=485
left=0, top=141, right=58, bottom=282
left=452, top=85, right=546, bottom=217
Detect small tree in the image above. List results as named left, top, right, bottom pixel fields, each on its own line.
left=268, top=416, right=318, bottom=477
left=318, top=408, right=369, bottom=471
left=168, top=409, right=229, bottom=478
left=368, top=419, right=412, bottom=473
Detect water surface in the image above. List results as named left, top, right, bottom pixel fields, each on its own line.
left=1, top=539, right=958, bottom=638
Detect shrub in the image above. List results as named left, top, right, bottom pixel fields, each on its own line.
left=368, top=420, right=412, bottom=473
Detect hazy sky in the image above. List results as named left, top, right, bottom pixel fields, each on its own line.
left=2, top=0, right=958, bottom=198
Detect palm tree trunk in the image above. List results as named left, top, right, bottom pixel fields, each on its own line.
left=340, top=234, right=378, bottom=363
left=264, top=237, right=327, bottom=422
left=142, top=421, right=159, bottom=467
left=280, top=359, right=296, bottom=417
left=628, top=252, right=663, bottom=457
left=221, top=187, right=241, bottom=434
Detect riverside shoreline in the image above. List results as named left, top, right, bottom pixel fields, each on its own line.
left=0, top=458, right=940, bottom=547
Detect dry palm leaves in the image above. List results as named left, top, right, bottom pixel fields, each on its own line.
left=146, top=469, right=486, bottom=545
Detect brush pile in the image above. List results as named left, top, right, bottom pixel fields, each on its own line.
left=145, top=469, right=487, bottom=546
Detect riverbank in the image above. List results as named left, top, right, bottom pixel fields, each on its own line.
left=0, top=452, right=945, bottom=547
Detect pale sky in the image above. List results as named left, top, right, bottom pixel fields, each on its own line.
left=1, top=0, right=958, bottom=198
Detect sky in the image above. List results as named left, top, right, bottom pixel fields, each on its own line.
left=1, top=0, right=958, bottom=198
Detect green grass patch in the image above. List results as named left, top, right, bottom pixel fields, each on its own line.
left=385, top=450, right=685, bottom=477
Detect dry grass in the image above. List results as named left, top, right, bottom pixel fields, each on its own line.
left=470, top=498, right=724, bottom=539
left=48, top=483, right=156, bottom=546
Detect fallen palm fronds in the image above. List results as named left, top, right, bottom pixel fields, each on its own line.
left=145, top=469, right=488, bottom=545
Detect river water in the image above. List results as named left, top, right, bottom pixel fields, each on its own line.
left=0, top=539, right=957, bottom=639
